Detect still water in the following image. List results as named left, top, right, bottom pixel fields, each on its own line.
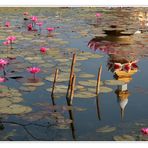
left=0, top=7, right=148, bottom=141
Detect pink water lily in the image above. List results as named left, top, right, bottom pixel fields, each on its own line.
left=36, top=22, right=43, bottom=27
left=0, top=59, right=8, bottom=76
left=40, top=47, right=47, bottom=53
left=27, top=24, right=33, bottom=31
left=47, top=27, right=54, bottom=32
left=31, top=16, right=38, bottom=22
left=3, top=40, right=10, bottom=46
left=7, top=36, right=16, bottom=42
left=96, top=13, right=101, bottom=17
left=141, top=128, right=148, bottom=135
left=6, top=36, right=16, bottom=49
left=0, top=59, right=8, bottom=67
left=27, top=67, right=41, bottom=80
left=0, top=77, right=6, bottom=83
left=5, top=21, right=10, bottom=27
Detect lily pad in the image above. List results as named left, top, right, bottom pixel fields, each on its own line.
left=0, top=99, right=12, bottom=108
left=88, top=86, right=113, bottom=93
left=0, top=104, right=32, bottom=115
left=113, top=134, right=136, bottom=141
left=79, top=73, right=95, bottom=78
left=75, top=91, right=96, bottom=98
left=96, top=126, right=116, bottom=133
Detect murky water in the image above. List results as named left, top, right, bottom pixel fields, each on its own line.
left=0, top=7, right=148, bottom=141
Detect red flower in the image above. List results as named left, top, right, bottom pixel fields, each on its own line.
left=141, top=128, right=148, bottom=135
left=27, top=24, right=33, bottom=31
left=40, top=47, right=47, bottom=53
left=123, top=63, right=131, bottom=73
left=114, top=63, right=122, bottom=72
left=131, top=60, right=138, bottom=70
left=27, top=67, right=40, bottom=74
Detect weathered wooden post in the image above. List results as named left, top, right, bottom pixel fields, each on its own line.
left=96, top=65, right=102, bottom=94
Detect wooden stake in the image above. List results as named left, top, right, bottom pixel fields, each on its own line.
left=70, top=53, right=76, bottom=86
left=66, top=53, right=76, bottom=98
left=69, top=74, right=76, bottom=105
left=51, top=68, right=59, bottom=96
left=96, top=65, right=102, bottom=94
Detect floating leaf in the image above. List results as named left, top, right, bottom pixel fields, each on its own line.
left=75, top=91, right=96, bottom=98
left=113, top=134, right=136, bottom=141
left=19, top=86, right=36, bottom=92
left=0, top=104, right=32, bottom=115
left=23, top=82, right=44, bottom=87
left=96, top=126, right=116, bottom=133
left=45, top=72, right=69, bottom=82
left=0, top=99, right=12, bottom=108
left=79, top=73, right=95, bottom=78
left=88, top=86, right=113, bottom=93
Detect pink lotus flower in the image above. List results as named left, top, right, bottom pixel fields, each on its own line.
left=0, top=59, right=8, bottom=67
left=27, top=67, right=41, bottom=80
left=5, top=21, right=10, bottom=27
left=36, top=22, right=43, bottom=27
left=141, top=128, right=148, bottom=135
left=3, top=40, right=10, bottom=46
left=6, top=36, right=16, bottom=49
left=7, top=36, right=16, bottom=42
left=0, top=59, right=8, bottom=76
left=31, top=16, right=38, bottom=22
left=24, top=12, right=29, bottom=15
left=27, top=24, right=33, bottom=31
left=96, top=13, right=101, bottom=18
left=0, top=77, right=6, bottom=83
left=47, top=27, right=54, bottom=32
left=40, top=47, right=47, bottom=53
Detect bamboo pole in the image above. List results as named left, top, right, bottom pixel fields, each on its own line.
left=66, top=53, right=76, bottom=98
left=69, top=74, right=76, bottom=105
left=96, top=65, right=102, bottom=94
left=51, top=68, right=59, bottom=96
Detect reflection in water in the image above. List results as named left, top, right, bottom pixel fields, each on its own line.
left=88, top=28, right=140, bottom=119
left=50, top=94, right=76, bottom=140
left=96, top=95, right=101, bottom=120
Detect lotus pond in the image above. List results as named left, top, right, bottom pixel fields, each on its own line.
left=0, top=7, right=148, bottom=141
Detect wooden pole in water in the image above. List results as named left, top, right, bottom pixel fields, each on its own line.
left=66, top=53, right=76, bottom=98
left=69, top=74, right=76, bottom=105
left=96, top=65, right=102, bottom=94
left=51, top=68, right=59, bottom=96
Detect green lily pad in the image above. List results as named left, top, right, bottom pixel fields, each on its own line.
left=96, top=126, right=116, bottom=133
left=88, top=86, right=113, bottom=93
left=79, top=73, right=95, bottom=78
left=113, top=134, right=136, bottom=141
left=0, top=104, right=32, bottom=115
left=0, top=99, right=12, bottom=108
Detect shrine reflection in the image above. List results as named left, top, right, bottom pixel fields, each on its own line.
left=88, top=33, right=139, bottom=119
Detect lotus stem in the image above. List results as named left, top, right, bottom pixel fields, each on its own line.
left=33, top=73, right=36, bottom=80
